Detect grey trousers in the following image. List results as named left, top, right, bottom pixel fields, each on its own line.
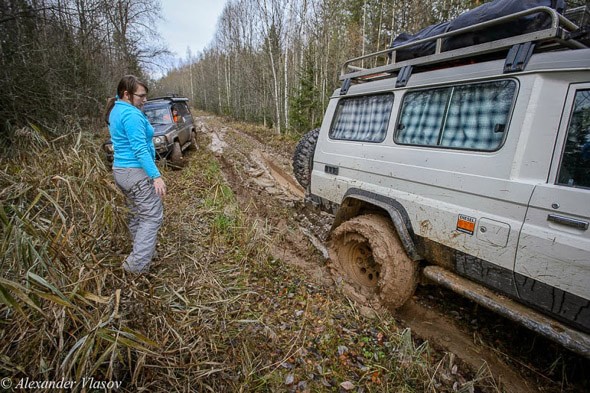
left=113, top=167, right=163, bottom=273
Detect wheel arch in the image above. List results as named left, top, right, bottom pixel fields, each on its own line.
left=332, top=188, right=421, bottom=261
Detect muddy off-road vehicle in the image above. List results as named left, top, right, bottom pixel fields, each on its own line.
left=293, top=1, right=590, bottom=357
left=103, top=96, right=197, bottom=167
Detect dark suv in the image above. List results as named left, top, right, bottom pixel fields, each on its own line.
left=103, top=96, right=197, bottom=167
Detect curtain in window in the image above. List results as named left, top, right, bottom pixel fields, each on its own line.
left=396, top=80, right=516, bottom=151
left=397, top=89, right=451, bottom=145
left=330, top=94, right=394, bottom=142
left=441, top=81, right=515, bottom=150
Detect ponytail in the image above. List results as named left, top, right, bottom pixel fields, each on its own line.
left=104, top=96, right=116, bottom=125
left=104, top=75, right=149, bottom=125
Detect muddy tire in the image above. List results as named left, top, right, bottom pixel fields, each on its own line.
left=169, top=141, right=184, bottom=169
left=329, top=214, right=418, bottom=310
left=188, top=130, right=198, bottom=151
left=292, top=128, right=320, bottom=189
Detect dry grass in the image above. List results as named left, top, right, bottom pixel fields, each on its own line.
left=0, top=124, right=500, bottom=392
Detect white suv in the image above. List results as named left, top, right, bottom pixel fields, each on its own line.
left=293, top=4, right=590, bottom=357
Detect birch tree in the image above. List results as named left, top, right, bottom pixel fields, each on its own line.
left=157, top=0, right=581, bottom=135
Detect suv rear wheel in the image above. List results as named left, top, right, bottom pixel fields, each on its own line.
left=292, top=128, right=320, bottom=189
left=329, top=214, right=418, bottom=310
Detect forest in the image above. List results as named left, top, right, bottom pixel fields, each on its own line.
left=1, top=0, right=585, bottom=138
left=157, top=0, right=491, bottom=134
left=2, top=1, right=590, bottom=391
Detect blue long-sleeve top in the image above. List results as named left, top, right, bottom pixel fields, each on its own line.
left=109, top=100, right=161, bottom=179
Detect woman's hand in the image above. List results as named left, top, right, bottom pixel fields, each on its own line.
left=153, top=177, right=166, bottom=198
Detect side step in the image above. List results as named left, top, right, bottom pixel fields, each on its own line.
left=422, top=265, right=590, bottom=358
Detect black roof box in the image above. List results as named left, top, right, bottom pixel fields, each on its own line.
left=390, top=0, right=566, bottom=62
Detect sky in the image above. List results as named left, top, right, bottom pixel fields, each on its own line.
left=157, top=0, right=228, bottom=60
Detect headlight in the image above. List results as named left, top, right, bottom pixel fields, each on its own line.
left=154, top=136, right=163, bottom=145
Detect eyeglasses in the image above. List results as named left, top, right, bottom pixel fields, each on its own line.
left=133, top=93, right=148, bottom=99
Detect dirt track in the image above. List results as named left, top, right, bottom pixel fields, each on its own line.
left=196, top=116, right=590, bottom=393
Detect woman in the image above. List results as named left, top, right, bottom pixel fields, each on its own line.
left=104, top=75, right=166, bottom=274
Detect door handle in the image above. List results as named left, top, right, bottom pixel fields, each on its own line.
left=547, top=214, right=589, bottom=230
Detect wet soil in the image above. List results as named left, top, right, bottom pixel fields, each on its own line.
left=196, top=116, right=590, bottom=393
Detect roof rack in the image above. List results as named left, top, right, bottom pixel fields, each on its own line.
left=147, top=96, right=189, bottom=103
left=340, top=6, right=588, bottom=84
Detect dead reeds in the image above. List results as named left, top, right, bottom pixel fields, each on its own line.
left=0, top=124, right=499, bottom=392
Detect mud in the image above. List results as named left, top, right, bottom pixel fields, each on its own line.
left=396, top=300, right=537, bottom=393
left=198, top=116, right=590, bottom=393
left=330, top=214, right=418, bottom=310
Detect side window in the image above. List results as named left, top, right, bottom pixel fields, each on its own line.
left=557, top=89, right=590, bottom=188
left=396, top=80, right=516, bottom=151
left=395, top=88, right=451, bottom=146
left=144, top=107, right=171, bottom=124
left=329, top=93, right=394, bottom=143
left=177, top=103, right=190, bottom=117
